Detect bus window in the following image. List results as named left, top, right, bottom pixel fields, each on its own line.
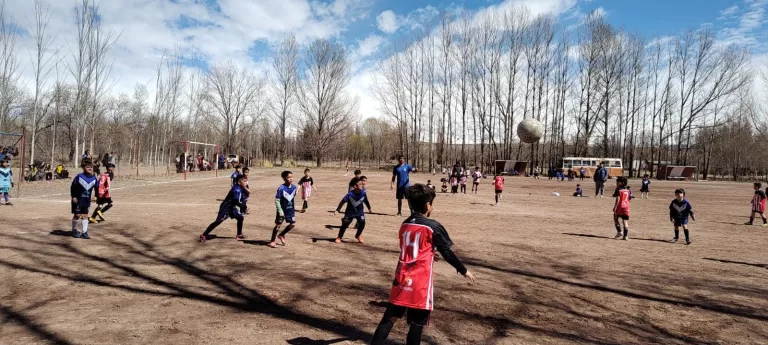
left=564, top=159, right=572, bottom=168
left=611, top=160, right=622, bottom=168
left=590, top=160, right=597, bottom=166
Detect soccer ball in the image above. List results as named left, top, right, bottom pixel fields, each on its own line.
left=517, top=118, right=544, bottom=144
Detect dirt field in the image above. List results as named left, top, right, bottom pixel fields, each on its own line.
left=1, top=168, right=767, bottom=345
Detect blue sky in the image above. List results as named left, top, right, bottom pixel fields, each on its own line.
left=5, top=0, right=768, bottom=118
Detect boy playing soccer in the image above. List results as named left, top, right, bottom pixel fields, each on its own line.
left=240, top=167, right=251, bottom=215
left=370, top=184, right=475, bottom=345
left=426, top=180, right=435, bottom=190
left=471, top=167, right=481, bottom=194
left=612, top=177, right=631, bottom=240
left=746, top=182, right=768, bottom=226
left=269, top=171, right=298, bottom=248
left=70, top=163, right=99, bottom=239
left=0, top=159, right=13, bottom=205
left=334, top=177, right=372, bottom=244
left=298, top=168, right=318, bottom=212
left=89, top=164, right=115, bottom=223
left=199, top=175, right=248, bottom=242
left=349, top=169, right=362, bottom=191
left=669, top=188, right=695, bottom=244
left=231, top=165, right=242, bottom=186
left=640, top=174, right=651, bottom=199
left=493, top=174, right=505, bottom=205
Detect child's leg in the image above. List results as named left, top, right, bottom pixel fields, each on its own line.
left=72, top=216, right=80, bottom=233
left=355, top=217, right=366, bottom=239
left=495, top=192, right=499, bottom=204
left=80, top=214, right=89, bottom=234
left=279, top=223, right=295, bottom=237
left=302, top=198, right=308, bottom=210
left=748, top=211, right=755, bottom=224
left=371, top=306, right=404, bottom=345
left=235, top=215, right=244, bottom=237
left=761, top=213, right=767, bottom=224
left=203, top=219, right=223, bottom=236
left=91, top=205, right=102, bottom=220
left=613, top=215, right=621, bottom=235
left=673, top=225, right=680, bottom=240
left=337, top=217, right=353, bottom=239
left=100, top=202, right=113, bottom=214
left=683, top=225, right=690, bottom=243
left=3, top=192, right=8, bottom=203
left=622, top=219, right=629, bottom=238
left=397, top=199, right=403, bottom=214
left=270, top=224, right=281, bottom=243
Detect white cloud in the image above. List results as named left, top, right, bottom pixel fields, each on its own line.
left=717, top=0, right=768, bottom=49
left=720, top=5, right=740, bottom=17
left=377, top=10, right=398, bottom=33
left=357, top=34, right=384, bottom=57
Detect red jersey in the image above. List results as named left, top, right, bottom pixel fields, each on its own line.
left=613, top=188, right=631, bottom=216
left=493, top=176, right=504, bottom=190
left=752, top=190, right=766, bottom=213
left=389, top=214, right=455, bottom=311
left=97, top=173, right=111, bottom=198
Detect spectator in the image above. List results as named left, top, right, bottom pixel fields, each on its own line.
left=102, top=153, right=110, bottom=167
left=108, top=151, right=116, bottom=166
left=218, top=154, right=225, bottom=170
left=594, top=163, right=608, bottom=198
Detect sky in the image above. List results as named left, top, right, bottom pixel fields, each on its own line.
left=5, top=0, right=768, bottom=120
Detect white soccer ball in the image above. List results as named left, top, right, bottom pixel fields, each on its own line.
left=551, top=191, right=560, bottom=196
left=517, top=118, right=544, bottom=144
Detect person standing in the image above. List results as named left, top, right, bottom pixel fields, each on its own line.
left=594, top=163, right=608, bottom=198
left=391, top=155, right=418, bottom=217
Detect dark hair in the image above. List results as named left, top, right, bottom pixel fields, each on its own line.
left=81, top=162, right=93, bottom=168
left=304, top=168, right=310, bottom=173
left=354, top=169, right=361, bottom=175
left=406, top=184, right=436, bottom=213
left=106, top=164, right=115, bottom=169
left=235, top=164, right=242, bottom=169
left=398, top=155, right=405, bottom=160
left=755, top=182, right=762, bottom=188
left=242, top=167, right=250, bottom=172
left=359, top=175, right=367, bottom=181
left=616, top=176, right=628, bottom=186
left=235, top=174, right=247, bottom=184
left=675, top=188, right=685, bottom=195
left=281, top=170, right=292, bottom=179
left=349, top=177, right=361, bottom=187
left=644, top=174, right=649, bottom=178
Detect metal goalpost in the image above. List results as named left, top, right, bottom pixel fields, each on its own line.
left=0, top=129, right=26, bottom=197
left=171, top=140, right=220, bottom=181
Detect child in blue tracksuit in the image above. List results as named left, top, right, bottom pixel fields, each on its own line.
left=334, top=177, right=372, bottom=244
left=669, top=188, right=695, bottom=245
left=200, top=175, right=248, bottom=242
left=231, top=165, right=242, bottom=186
left=640, top=174, right=651, bottom=199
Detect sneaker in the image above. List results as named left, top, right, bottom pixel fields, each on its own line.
left=622, top=236, right=628, bottom=241
left=199, top=234, right=208, bottom=243
left=334, top=238, right=342, bottom=243
left=762, top=224, right=768, bottom=227
left=81, top=232, right=90, bottom=239
left=396, top=213, right=402, bottom=217
left=670, top=238, right=678, bottom=243
left=300, top=209, right=306, bottom=213
left=685, top=240, right=692, bottom=245
left=97, top=210, right=105, bottom=219
left=278, top=235, right=286, bottom=245
left=235, top=234, right=246, bottom=241
left=600, top=195, right=604, bottom=199
left=356, top=236, right=364, bottom=244
left=72, top=230, right=81, bottom=238
left=614, top=233, right=622, bottom=239
left=88, top=217, right=99, bottom=224
left=5, top=202, right=12, bottom=206
left=744, top=222, right=753, bottom=225
left=268, top=242, right=278, bottom=248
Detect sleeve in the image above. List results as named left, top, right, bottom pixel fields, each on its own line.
left=688, top=201, right=694, bottom=217
left=391, top=167, right=397, bottom=182
left=432, top=221, right=455, bottom=251
left=612, top=188, right=620, bottom=198
left=669, top=202, right=675, bottom=219
left=232, top=189, right=243, bottom=207
left=297, top=177, right=305, bottom=185
left=70, top=176, right=78, bottom=198
left=336, top=194, right=348, bottom=212
left=409, top=164, right=415, bottom=172
left=310, top=178, right=314, bottom=185
left=437, top=248, right=468, bottom=275
left=275, top=187, right=282, bottom=199
left=363, top=194, right=372, bottom=210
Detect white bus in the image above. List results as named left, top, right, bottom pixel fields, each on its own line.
left=561, top=157, right=623, bottom=178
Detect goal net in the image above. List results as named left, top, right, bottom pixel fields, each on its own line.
left=171, top=140, right=220, bottom=180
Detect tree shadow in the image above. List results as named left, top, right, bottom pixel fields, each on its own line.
left=286, top=337, right=356, bottom=345
left=631, top=237, right=672, bottom=244
left=703, top=258, right=767, bottom=269
left=324, top=225, right=341, bottom=230
left=49, top=230, right=74, bottom=237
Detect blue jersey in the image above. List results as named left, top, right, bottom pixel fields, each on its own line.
left=669, top=199, right=693, bottom=219
left=393, top=163, right=415, bottom=188
left=0, top=167, right=12, bottom=188
left=337, top=190, right=371, bottom=217
left=231, top=171, right=241, bottom=186
left=276, top=184, right=297, bottom=213
left=71, top=173, right=98, bottom=199
left=221, top=185, right=245, bottom=209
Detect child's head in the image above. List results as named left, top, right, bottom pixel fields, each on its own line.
left=281, top=170, right=293, bottom=184
left=350, top=177, right=363, bottom=191
left=354, top=169, right=361, bottom=177
left=675, top=188, right=685, bottom=200
left=304, top=168, right=311, bottom=177
left=427, top=179, right=432, bottom=184
left=616, top=176, right=628, bottom=187
left=576, top=184, right=580, bottom=187
left=235, top=164, right=242, bottom=171
left=360, top=175, right=368, bottom=187
left=106, top=164, right=115, bottom=173
left=236, top=175, right=248, bottom=188
left=242, top=167, right=250, bottom=176
left=82, top=162, right=93, bottom=174
left=398, top=155, right=405, bottom=164
left=755, top=182, right=762, bottom=190
left=0, top=159, right=8, bottom=167
left=406, top=184, right=436, bottom=216
left=644, top=174, right=649, bottom=178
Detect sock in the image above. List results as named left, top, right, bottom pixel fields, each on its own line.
left=72, top=219, right=79, bottom=231
left=270, top=227, right=279, bottom=242
left=3, top=193, right=8, bottom=202
left=279, top=225, right=294, bottom=237
left=397, top=200, right=402, bottom=214
left=674, top=229, right=679, bottom=239
left=203, top=220, right=222, bottom=236
left=623, top=227, right=629, bottom=237
left=355, top=220, right=366, bottom=238
left=91, top=207, right=101, bottom=219
left=81, top=219, right=89, bottom=233
left=405, top=324, right=425, bottom=345
left=762, top=217, right=766, bottom=224
left=236, top=217, right=243, bottom=236
left=100, top=204, right=112, bottom=213
left=303, top=200, right=308, bottom=209
left=683, top=229, right=690, bottom=242
left=495, top=194, right=499, bottom=203
left=749, top=217, right=755, bottom=224
left=615, top=224, right=621, bottom=234
left=371, top=316, right=395, bottom=345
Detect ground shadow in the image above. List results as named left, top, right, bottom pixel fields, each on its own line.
left=703, top=258, right=767, bottom=269
left=368, top=300, right=389, bottom=308
left=324, top=225, right=341, bottom=230
left=631, top=237, right=671, bottom=244
left=711, top=221, right=746, bottom=226
left=562, top=233, right=609, bottom=240
left=286, top=337, right=356, bottom=345
left=469, top=202, right=494, bottom=206
left=49, top=230, right=74, bottom=237
left=311, top=237, right=338, bottom=243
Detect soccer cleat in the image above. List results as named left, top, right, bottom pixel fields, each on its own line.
left=685, top=241, right=692, bottom=245
left=88, top=217, right=99, bottom=224
left=81, top=232, right=90, bottom=239
left=356, top=236, right=364, bottom=244
left=396, top=213, right=402, bottom=217
left=278, top=235, right=286, bottom=245
left=199, top=234, right=208, bottom=243
left=268, top=242, right=278, bottom=248
left=235, top=234, right=246, bottom=241
left=762, top=223, right=768, bottom=227
left=300, top=209, right=306, bottom=213
left=622, top=236, right=629, bottom=241
left=670, top=238, right=678, bottom=243
left=614, top=233, right=622, bottom=239
left=600, top=195, right=604, bottom=199
left=97, top=210, right=105, bottom=219
left=334, top=237, right=342, bottom=244
left=72, top=230, right=81, bottom=238
left=5, top=202, right=12, bottom=206
left=744, top=222, right=753, bottom=225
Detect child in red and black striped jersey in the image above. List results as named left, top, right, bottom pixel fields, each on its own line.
left=745, top=182, right=768, bottom=226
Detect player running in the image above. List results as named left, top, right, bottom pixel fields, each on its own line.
left=334, top=177, right=372, bottom=243
left=269, top=171, right=298, bottom=248
left=199, top=175, right=248, bottom=242
left=89, top=164, right=115, bottom=223
left=298, top=168, right=318, bottom=212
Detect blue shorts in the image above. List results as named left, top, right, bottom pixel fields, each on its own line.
left=396, top=186, right=408, bottom=200
left=71, top=198, right=91, bottom=214
left=216, top=206, right=243, bottom=222
left=275, top=210, right=296, bottom=225
left=673, top=218, right=689, bottom=227
left=0, top=186, right=9, bottom=194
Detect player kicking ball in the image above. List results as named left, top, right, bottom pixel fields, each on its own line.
left=199, top=175, right=248, bottom=242
left=371, top=183, right=475, bottom=345
left=334, top=177, right=371, bottom=243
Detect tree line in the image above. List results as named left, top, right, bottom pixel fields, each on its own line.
left=1, top=1, right=767, bottom=179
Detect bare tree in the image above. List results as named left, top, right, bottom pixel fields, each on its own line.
left=27, top=0, right=57, bottom=163
left=270, top=33, right=299, bottom=166
left=297, top=38, right=357, bottom=167
left=0, top=0, right=22, bottom=132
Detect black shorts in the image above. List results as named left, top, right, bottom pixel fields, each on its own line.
left=673, top=218, right=689, bottom=227
left=495, top=190, right=503, bottom=194
left=615, top=214, right=629, bottom=220
left=71, top=198, right=90, bottom=214
left=275, top=212, right=296, bottom=225
left=640, top=187, right=649, bottom=193
left=384, top=303, right=431, bottom=326
left=396, top=186, right=407, bottom=200
left=96, top=197, right=113, bottom=205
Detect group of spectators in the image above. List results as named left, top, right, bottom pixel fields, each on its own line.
left=0, top=146, right=18, bottom=163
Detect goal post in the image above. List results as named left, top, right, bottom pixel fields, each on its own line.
left=0, top=129, right=26, bottom=197
left=170, top=140, right=219, bottom=181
